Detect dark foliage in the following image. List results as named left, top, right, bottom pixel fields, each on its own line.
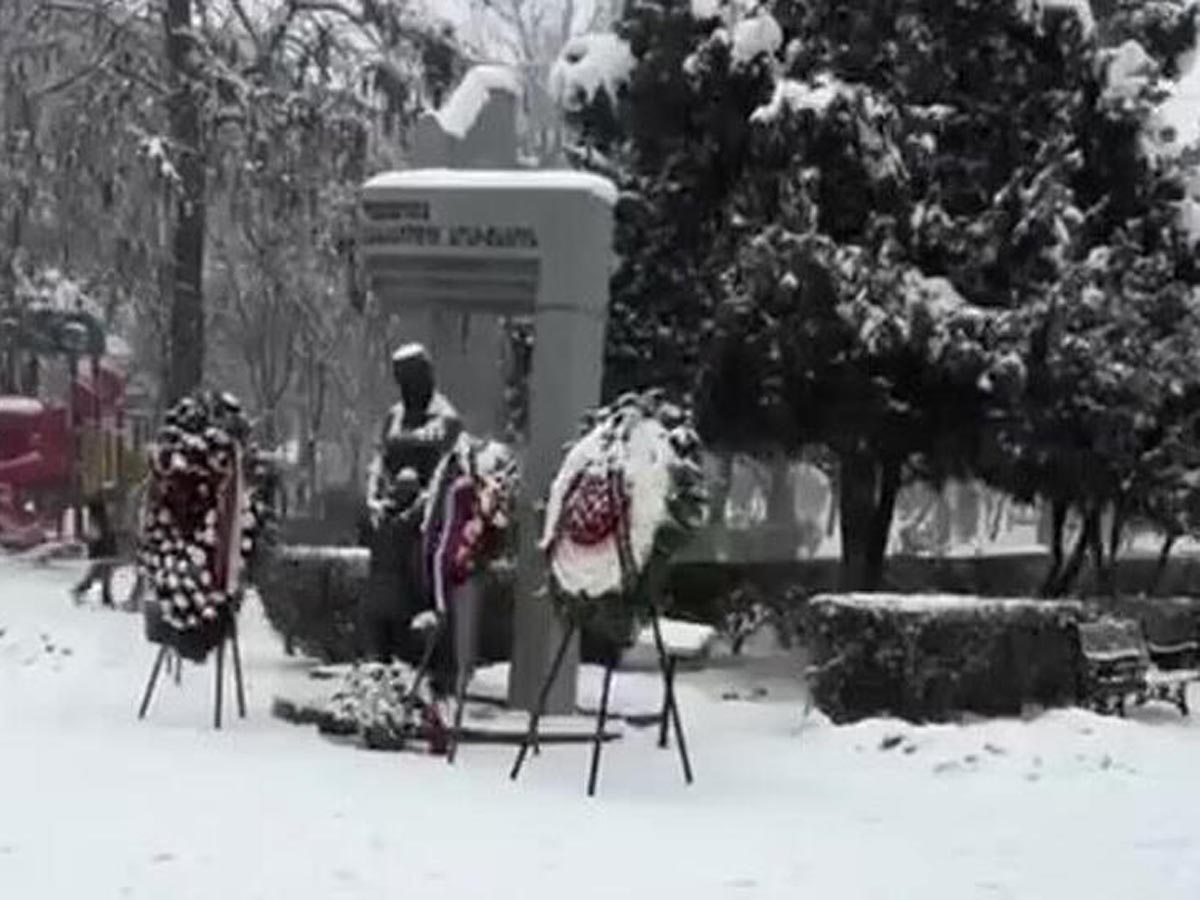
left=803, top=594, right=1085, bottom=723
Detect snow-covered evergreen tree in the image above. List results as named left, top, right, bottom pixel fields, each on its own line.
left=558, top=0, right=1200, bottom=591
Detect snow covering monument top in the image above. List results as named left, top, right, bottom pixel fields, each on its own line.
left=358, top=64, right=618, bottom=715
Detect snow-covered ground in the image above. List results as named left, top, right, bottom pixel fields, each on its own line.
left=2, top=558, right=1200, bottom=899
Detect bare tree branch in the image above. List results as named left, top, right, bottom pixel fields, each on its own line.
left=227, top=0, right=263, bottom=51
left=292, top=0, right=365, bottom=26
left=29, top=21, right=125, bottom=99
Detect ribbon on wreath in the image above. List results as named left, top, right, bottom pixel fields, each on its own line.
left=422, top=437, right=516, bottom=614
left=211, top=444, right=246, bottom=597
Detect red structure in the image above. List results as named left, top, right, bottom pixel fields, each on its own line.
left=0, top=397, right=71, bottom=546
left=0, top=360, right=129, bottom=546
left=0, top=397, right=70, bottom=487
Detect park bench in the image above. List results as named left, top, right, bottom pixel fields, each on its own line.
left=1077, top=619, right=1198, bottom=717
left=1139, top=617, right=1200, bottom=717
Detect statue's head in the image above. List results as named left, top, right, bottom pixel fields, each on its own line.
left=392, top=343, right=434, bottom=411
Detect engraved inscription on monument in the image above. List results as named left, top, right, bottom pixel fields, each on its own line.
left=362, top=198, right=538, bottom=251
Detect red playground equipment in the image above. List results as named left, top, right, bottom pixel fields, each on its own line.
left=0, top=396, right=71, bottom=547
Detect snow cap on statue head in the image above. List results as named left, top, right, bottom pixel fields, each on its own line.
left=392, top=343, right=430, bottom=364
left=390, top=465, right=421, bottom=497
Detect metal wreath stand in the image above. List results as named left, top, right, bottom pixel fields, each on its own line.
left=137, top=611, right=247, bottom=730
left=510, top=462, right=694, bottom=796
left=385, top=611, right=457, bottom=756
left=391, top=445, right=489, bottom=763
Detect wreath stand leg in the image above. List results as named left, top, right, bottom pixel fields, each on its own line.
left=395, top=617, right=448, bottom=747
left=213, top=620, right=249, bottom=730
left=649, top=607, right=693, bottom=785
left=137, top=645, right=169, bottom=719
left=230, top=620, right=247, bottom=719
left=402, top=618, right=446, bottom=708
left=447, top=669, right=469, bottom=765
left=587, top=662, right=616, bottom=797
left=447, top=580, right=482, bottom=765
left=139, top=626, right=244, bottom=729
left=657, top=655, right=674, bottom=749
left=214, top=639, right=226, bottom=730
left=509, top=620, right=578, bottom=781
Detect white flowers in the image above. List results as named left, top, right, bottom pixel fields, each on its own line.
left=542, top=395, right=704, bottom=602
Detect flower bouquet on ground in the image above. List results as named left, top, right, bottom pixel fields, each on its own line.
left=317, top=663, right=411, bottom=743
left=312, top=662, right=452, bottom=753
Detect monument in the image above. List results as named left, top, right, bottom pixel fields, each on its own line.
left=358, top=65, right=618, bottom=713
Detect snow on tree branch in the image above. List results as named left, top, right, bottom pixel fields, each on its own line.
left=749, top=73, right=850, bottom=124
left=1017, top=0, right=1097, bottom=37
left=729, top=10, right=783, bottom=67
left=549, top=31, right=633, bottom=112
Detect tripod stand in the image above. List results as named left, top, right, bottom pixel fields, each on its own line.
left=398, top=587, right=480, bottom=761
left=137, top=617, right=247, bottom=729
left=509, top=466, right=693, bottom=795
left=508, top=605, right=693, bottom=796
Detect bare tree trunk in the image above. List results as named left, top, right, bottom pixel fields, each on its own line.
left=165, top=0, right=206, bottom=403
left=1147, top=532, right=1178, bottom=596
left=765, top=454, right=797, bottom=558
left=766, top=455, right=793, bottom=523
left=1039, top=499, right=1068, bottom=596
left=1088, top=510, right=1107, bottom=598
left=348, top=428, right=363, bottom=489
left=1101, top=501, right=1124, bottom=599
left=307, top=359, right=326, bottom=511
left=825, top=466, right=839, bottom=538
left=838, top=452, right=901, bottom=591
left=1046, top=507, right=1099, bottom=598
left=987, top=490, right=1008, bottom=542
left=866, top=458, right=901, bottom=588
left=708, top=452, right=733, bottom=530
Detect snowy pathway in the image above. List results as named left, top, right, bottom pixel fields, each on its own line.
left=2, top=558, right=1199, bottom=899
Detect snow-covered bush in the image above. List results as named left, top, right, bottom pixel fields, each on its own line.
left=257, top=544, right=521, bottom=665
left=258, top=545, right=369, bottom=662
left=716, top=581, right=807, bottom=654
left=804, top=594, right=1085, bottom=724
left=557, top=0, right=1200, bottom=600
